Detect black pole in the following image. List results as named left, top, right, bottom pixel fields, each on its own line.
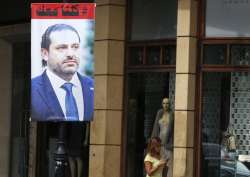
left=54, top=123, right=68, bottom=177
left=54, top=0, right=70, bottom=176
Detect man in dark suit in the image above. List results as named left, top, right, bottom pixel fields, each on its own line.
left=31, top=24, right=94, bottom=121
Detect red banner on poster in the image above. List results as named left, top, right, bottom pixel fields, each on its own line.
left=31, top=3, right=95, bottom=19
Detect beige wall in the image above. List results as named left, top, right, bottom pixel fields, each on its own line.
left=89, top=1, right=126, bottom=177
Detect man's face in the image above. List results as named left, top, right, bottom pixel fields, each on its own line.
left=162, top=98, right=170, bottom=111
left=42, top=29, right=80, bottom=79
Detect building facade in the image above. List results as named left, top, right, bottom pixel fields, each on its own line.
left=0, top=0, right=250, bottom=177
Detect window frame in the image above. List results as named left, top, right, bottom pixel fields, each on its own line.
left=122, top=1, right=177, bottom=177
left=196, top=1, right=250, bottom=177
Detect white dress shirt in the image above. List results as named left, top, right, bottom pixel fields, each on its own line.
left=46, top=69, right=84, bottom=121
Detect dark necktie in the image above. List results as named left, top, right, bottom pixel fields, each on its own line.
left=61, top=83, right=79, bottom=121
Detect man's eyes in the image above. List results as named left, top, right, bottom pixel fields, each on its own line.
left=56, top=44, right=79, bottom=50
left=72, top=44, right=79, bottom=49
left=56, top=45, right=67, bottom=50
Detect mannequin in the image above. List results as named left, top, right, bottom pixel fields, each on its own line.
left=151, top=98, right=174, bottom=177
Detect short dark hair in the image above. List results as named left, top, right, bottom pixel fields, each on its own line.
left=41, top=24, right=81, bottom=66
left=41, top=23, right=81, bottom=50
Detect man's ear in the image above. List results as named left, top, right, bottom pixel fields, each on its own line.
left=41, top=48, right=49, bottom=61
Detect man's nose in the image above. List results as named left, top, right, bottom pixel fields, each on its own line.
left=65, top=48, right=75, bottom=57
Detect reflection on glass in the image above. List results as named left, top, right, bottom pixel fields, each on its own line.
left=129, top=47, right=144, bottom=65
left=203, top=45, right=226, bottom=64
left=231, top=45, right=250, bottom=66
left=163, top=46, right=176, bottom=65
left=202, top=72, right=250, bottom=177
left=126, top=72, right=175, bottom=177
left=146, top=47, right=160, bottom=65
left=206, top=0, right=250, bottom=37
left=131, top=0, right=177, bottom=40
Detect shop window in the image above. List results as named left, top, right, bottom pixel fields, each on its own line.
left=146, top=46, right=161, bottom=65
left=231, top=45, right=250, bottom=65
left=202, top=44, right=250, bottom=67
left=126, top=72, right=175, bottom=177
left=203, top=45, right=227, bottom=65
left=162, top=45, right=176, bottom=65
left=128, top=44, right=176, bottom=66
left=205, top=0, right=250, bottom=37
left=130, top=0, right=177, bottom=40
left=200, top=1, right=250, bottom=176
left=129, top=47, right=144, bottom=65
left=125, top=42, right=176, bottom=177
left=200, top=43, right=250, bottom=177
left=126, top=1, right=177, bottom=177
left=201, top=71, right=250, bottom=177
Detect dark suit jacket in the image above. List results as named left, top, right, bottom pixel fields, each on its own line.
left=31, top=71, right=94, bottom=121
left=151, top=109, right=174, bottom=150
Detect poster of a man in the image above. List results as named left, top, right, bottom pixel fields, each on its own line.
left=31, top=4, right=95, bottom=121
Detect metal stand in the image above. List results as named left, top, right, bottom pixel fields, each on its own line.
left=54, top=0, right=69, bottom=176
left=54, top=123, right=68, bottom=177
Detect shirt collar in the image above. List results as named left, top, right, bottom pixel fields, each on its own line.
left=70, top=72, right=81, bottom=88
left=46, top=69, right=80, bottom=89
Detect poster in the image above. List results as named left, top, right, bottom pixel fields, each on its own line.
left=31, top=3, right=95, bottom=121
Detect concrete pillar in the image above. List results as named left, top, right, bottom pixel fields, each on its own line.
left=89, top=1, right=125, bottom=177
left=173, top=0, right=198, bottom=177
